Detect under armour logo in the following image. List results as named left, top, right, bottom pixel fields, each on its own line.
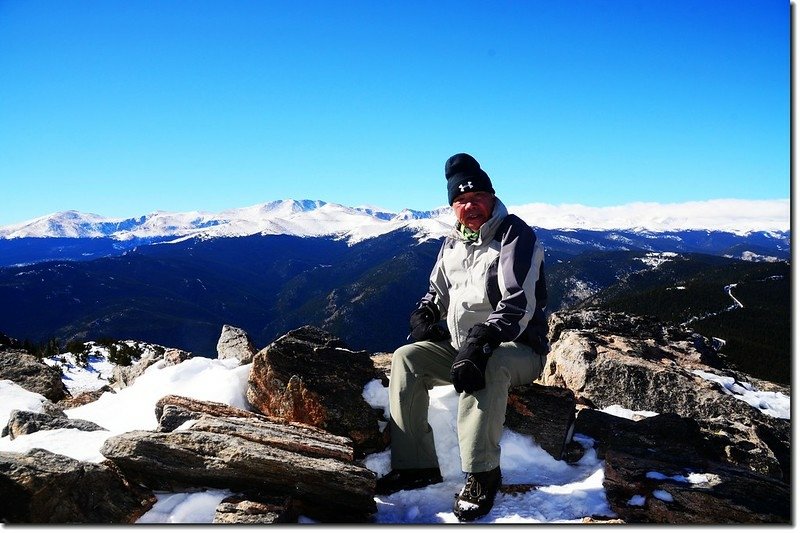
left=458, top=181, right=474, bottom=192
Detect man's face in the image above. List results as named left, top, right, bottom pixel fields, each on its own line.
left=452, top=191, right=496, bottom=232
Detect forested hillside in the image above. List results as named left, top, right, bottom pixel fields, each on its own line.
left=579, top=258, right=790, bottom=384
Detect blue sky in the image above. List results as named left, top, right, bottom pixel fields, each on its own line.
left=0, top=0, right=789, bottom=226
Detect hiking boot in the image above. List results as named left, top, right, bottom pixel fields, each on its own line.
left=453, top=466, right=501, bottom=522
left=375, top=467, right=443, bottom=495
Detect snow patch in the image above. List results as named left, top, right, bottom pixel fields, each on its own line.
left=0, top=380, right=50, bottom=428
left=692, top=370, right=789, bottom=419
left=636, top=252, right=678, bottom=268
left=739, top=251, right=780, bottom=262
left=627, top=495, right=646, bottom=506
left=601, top=405, right=659, bottom=420
left=651, top=490, right=674, bottom=502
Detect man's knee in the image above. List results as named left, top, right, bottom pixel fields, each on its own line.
left=391, top=341, right=454, bottom=386
left=485, top=343, right=538, bottom=385
left=392, top=343, right=420, bottom=371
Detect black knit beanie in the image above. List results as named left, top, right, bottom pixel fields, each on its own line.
left=445, top=153, right=494, bottom=205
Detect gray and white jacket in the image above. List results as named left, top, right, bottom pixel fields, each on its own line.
left=419, top=198, right=548, bottom=353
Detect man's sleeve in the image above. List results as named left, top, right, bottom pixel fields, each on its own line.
left=486, top=217, right=544, bottom=342
left=418, top=238, right=450, bottom=321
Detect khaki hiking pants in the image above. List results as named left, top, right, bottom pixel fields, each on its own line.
left=388, top=339, right=546, bottom=474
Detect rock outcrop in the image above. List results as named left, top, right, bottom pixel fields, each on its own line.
left=505, top=383, right=576, bottom=460
left=216, top=324, right=257, bottom=364
left=543, top=309, right=790, bottom=523
left=153, top=395, right=355, bottom=462
left=2, top=409, right=106, bottom=439
left=575, top=410, right=790, bottom=523
left=0, top=448, right=155, bottom=523
left=0, top=312, right=790, bottom=524
left=542, top=309, right=789, bottom=421
left=246, top=326, right=386, bottom=456
left=0, top=350, right=69, bottom=403
left=101, top=396, right=376, bottom=521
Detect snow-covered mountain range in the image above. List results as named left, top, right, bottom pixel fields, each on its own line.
left=0, top=198, right=789, bottom=243
left=0, top=198, right=789, bottom=382
left=0, top=200, right=451, bottom=244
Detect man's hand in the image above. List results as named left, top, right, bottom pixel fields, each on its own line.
left=450, top=323, right=501, bottom=393
left=409, top=303, right=450, bottom=342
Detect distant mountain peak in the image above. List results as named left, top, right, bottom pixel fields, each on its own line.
left=0, top=198, right=789, bottom=242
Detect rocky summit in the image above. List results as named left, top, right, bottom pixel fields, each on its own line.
left=0, top=311, right=790, bottom=524
left=542, top=309, right=789, bottom=523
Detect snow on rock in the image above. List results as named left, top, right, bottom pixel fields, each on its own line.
left=137, top=490, right=234, bottom=524
left=0, top=380, right=51, bottom=427
left=0, top=347, right=617, bottom=524
left=691, top=369, right=790, bottom=419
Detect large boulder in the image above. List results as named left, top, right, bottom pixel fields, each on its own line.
left=575, top=410, right=789, bottom=523
left=541, top=309, right=790, bottom=481
left=152, top=395, right=355, bottom=462
left=2, top=410, right=106, bottom=440
left=505, top=383, right=576, bottom=460
left=100, top=402, right=376, bottom=521
left=0, top=448, right=155, bottom=523
left=216, top=325, right=257, bottom=364
left=0, top=350, right=69, bottom=403
left=542, top=309, right=790, bottom=415
left=246, top=326, right=385, bottom=456
left=540, top=309, right=791, bottom=524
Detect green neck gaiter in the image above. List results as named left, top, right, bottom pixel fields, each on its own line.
left=460, top=224, right=480, bottom=242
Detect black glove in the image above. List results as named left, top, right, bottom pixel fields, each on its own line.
left=409, top=303, right=450, bottom=342
left=450, top=323, right=502, bottom=394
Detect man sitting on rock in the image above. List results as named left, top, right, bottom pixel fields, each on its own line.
left=376, top=153, right=549, bottom=522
